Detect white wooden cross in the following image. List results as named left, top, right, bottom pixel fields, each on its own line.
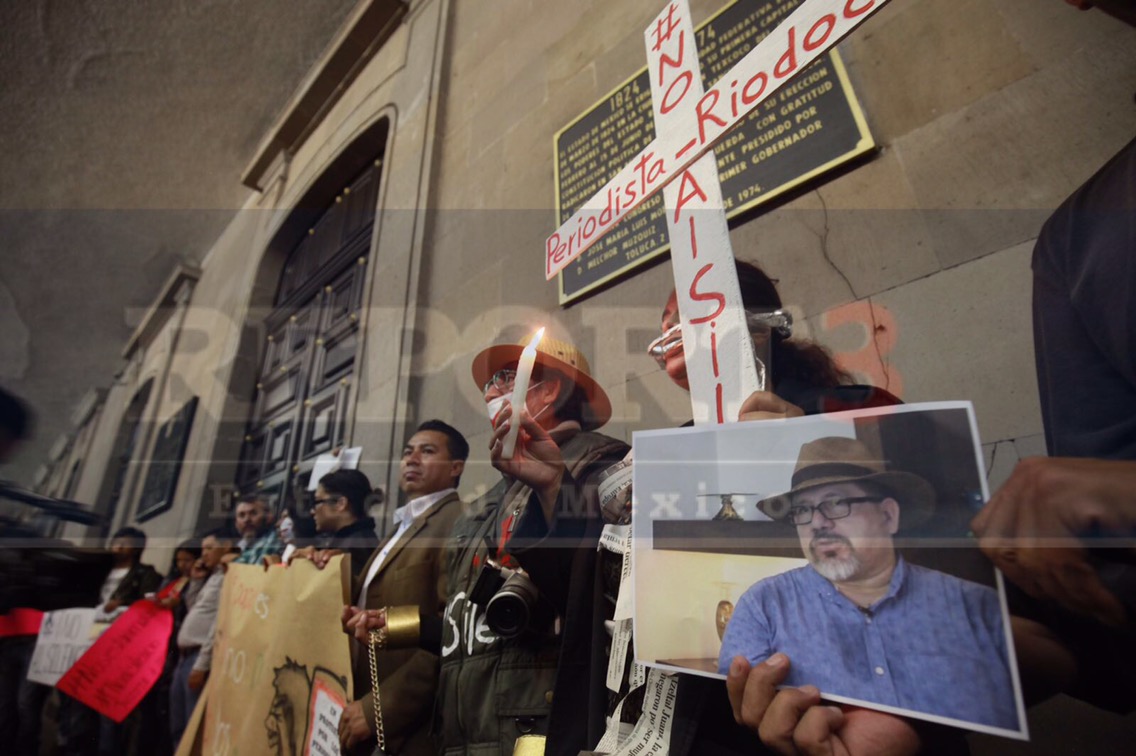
left=546, top=0, right=888, bottom=424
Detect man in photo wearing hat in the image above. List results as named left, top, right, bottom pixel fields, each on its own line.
left=719, top=436, right=1018, bottom=731
left=436, top=334, right=629, bottom=756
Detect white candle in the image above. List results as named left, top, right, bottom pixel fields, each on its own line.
left=501, top=327, right=545, bottom=459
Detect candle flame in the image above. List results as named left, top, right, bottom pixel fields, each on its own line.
left=527, top=327, right=546, bottom=349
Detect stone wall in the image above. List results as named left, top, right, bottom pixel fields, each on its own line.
left=414, top=0, right=1136, bottom=500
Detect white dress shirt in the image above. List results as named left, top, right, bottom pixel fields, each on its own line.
left=357, top=487, right=455, bottom=605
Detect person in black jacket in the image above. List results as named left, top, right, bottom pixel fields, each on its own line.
left=99, top=527, right=163, bottom=617
left=57, top=527, right=162, bottom=756
left=300, top=469, right=381, bottom=579
left=972, top=3, right=1136, bottom=718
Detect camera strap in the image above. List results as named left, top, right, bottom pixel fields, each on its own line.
left=496, top=504, right=524, bottom=566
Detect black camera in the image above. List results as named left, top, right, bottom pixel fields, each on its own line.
left=469, top=557, right=551, bottom=639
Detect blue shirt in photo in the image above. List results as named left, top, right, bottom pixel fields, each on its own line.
left=718, top=557, right=1018, bottom=730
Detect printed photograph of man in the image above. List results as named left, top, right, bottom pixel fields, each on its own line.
left=631, top=402, right=1026, bottom=738
left=717, top=435, right=1019, bottom=732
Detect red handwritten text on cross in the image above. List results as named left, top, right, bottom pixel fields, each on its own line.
left=647, top=0, right=760, bottom=424
left=687, top=264, right=727, bottom=325
left=546, top=0, right=888, bottom=280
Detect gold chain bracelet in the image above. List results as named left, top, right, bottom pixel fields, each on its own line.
left=367, top=626, right=388, bottom=754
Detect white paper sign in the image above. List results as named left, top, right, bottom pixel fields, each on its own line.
left=604, top=669, right=679, bottom=756
left=304, top=678, right=344, bottom=756
left=307, top=447, right=363, bottom=491
left=26, top=607, right=98, bottom=686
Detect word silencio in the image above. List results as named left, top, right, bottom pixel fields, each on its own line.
left=551, top=0, right=883, bottom=303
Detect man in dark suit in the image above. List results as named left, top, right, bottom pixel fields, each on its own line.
left=338, top=420, right=468, bottom=756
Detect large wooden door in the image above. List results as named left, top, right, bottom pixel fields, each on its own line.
left=235, top=159, right=381, bottom=509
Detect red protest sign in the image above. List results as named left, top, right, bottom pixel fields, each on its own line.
left=0, top=608, right=44, bottom=637
left=57, top=599, right=174, bottom=723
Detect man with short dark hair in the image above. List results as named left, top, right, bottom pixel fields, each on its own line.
left=93, top=527, right=162, bottom=756
left=232, top=494, right=283, bottom=565
left=57, top=527, right=162, bottom=755
left=336, top=420, right=468, bottom=756
left=719, top=437, right=1016, bottom=730
left=96, top=526, right=162, bottom=619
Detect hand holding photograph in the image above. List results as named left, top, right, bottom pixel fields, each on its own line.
left=631, top=401, right=1026, bottom=738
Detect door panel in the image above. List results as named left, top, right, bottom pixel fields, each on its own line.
left=235, top=157, right=381, bottom=504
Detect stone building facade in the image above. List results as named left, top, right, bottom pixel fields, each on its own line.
left=21, top=1, right=1136, bottom=749
left=28, top=0, right=1133, bottom=570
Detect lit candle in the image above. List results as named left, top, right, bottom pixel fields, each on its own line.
left=501, top=327, right=545, bottom=459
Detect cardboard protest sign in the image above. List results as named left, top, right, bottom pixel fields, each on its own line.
left=631, top=402, right=1027, bottom=738
left=177, top=683, right=208, bottom=756
left=56, top=600, right=173, bottom=722
left=178, top=557, right=353, bottom=756
left=26, top=607, right=97, bottom=686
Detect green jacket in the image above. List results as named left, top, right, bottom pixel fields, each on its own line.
left=437, top=425, right=628, bottom=756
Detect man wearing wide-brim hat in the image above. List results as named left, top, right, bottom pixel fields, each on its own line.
left=719, top=436, right=1019, bottom=731
left=435, top=333, right=628, bottom=756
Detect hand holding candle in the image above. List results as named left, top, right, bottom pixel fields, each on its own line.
left=501, top=327, right=545, bottom=459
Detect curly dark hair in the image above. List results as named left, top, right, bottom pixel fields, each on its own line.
left=735, top=259, right=851, bottom=389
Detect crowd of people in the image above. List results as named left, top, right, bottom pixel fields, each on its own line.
left=2, top=244, right=1135, bottom=755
